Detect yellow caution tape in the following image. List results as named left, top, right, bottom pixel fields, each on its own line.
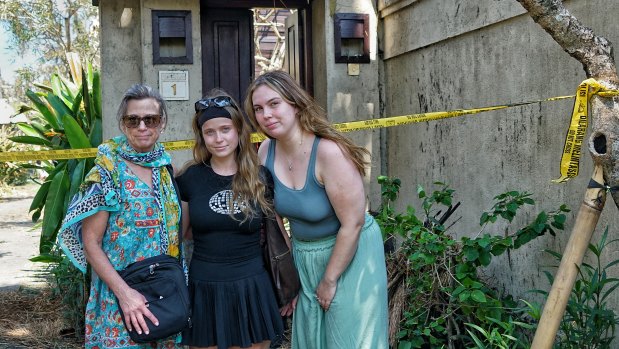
left=0, top=140, right=195, bottom=162
left=0, top=93, right=589, bottom=163
left=251, top=133, right=267, bottom=143
left=159, top=140, right=195, bottom=152
left=552, top=79, right=619, bottom=183
left=253, top=96, right=575, bottom=141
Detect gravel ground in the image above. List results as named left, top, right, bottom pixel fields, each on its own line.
left=0, top=183, right=46, bottom=292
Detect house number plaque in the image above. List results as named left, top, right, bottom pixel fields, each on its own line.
left=159, top=71, right=189, bottom=101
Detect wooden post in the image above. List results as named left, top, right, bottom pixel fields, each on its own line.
left=531, top=165, right=607, bottom=348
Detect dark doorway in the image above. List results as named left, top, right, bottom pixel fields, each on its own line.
left=200, top=8, right=253, bottom=104
left=200, top=0, right=313, bottom=104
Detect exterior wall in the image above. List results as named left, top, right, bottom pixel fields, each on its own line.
left=380, top=0, right=619, bottom=304
left=100, top=0, right=143, bottom=139
left=100, top=0, right=201, bottom=168
left=312, top=0, right=383, bottom=208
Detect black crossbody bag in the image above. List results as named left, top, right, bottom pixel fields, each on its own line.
left=116, top=165, right=191, bottom=343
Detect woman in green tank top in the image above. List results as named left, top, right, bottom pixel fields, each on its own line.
left=244, top=71, right=389, bottom=349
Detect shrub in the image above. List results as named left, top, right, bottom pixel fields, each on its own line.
left=376, top=176, right=569, bottom=348
left=529, top=227, right=619, bottom=349
left=0, top=124, right=33, bottom=188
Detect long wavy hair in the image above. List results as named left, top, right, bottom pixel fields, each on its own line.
left=183, top=88, right=272, bottom=221
left=244, top=70, right=370, bottom=176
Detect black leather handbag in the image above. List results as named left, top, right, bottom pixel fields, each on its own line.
left=117, top=254, right=191, bottom=343
left=116, top=164, right=190, bottom=343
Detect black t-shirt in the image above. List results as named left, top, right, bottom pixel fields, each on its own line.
left=176, top=163, right=263, bottom=262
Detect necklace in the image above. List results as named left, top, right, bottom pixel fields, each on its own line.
left=284, top=132, right=305, bottom=171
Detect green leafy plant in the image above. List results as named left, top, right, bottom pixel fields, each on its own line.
left=530, top=227, right=619, bottom=349
left=9, top=57, right=101, bottom=337
left=376, top=176, right=569, bottom=348
left=11, top=58, right=101, bottom=257
left=465, top=317, right=535, bottom=349
left=0, top=124, right=33, bottom=188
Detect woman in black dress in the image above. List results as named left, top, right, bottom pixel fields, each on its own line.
left=176, top=89, right=293, bottom=349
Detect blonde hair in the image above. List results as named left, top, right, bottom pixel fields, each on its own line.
left=244, top=70, right=370, bottom=175
left=182, top=88, right=272, bottom=221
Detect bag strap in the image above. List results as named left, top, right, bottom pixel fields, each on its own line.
left=165, top=164, right=184, bottom=262
left=260, top=166, right=275, bottom=246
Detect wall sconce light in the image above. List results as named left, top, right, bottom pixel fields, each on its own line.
left=334, top=13, right=369, bottom=64
left=119, top=8, right=133, bottom=28
left=152, top=10, right=193, bottom=64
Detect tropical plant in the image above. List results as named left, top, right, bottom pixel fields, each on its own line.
left=9, top=56, right=101, bottom=336
left=529, top=227, right=619, bottom=349
left=11, top=57, right=101, bottom=256
left=376, top=176, right=569, bottom=348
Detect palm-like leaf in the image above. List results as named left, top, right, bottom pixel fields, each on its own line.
left=46, top=93, right=73, bottom=121
left=9, top=135, right=53, bottom=147
left=41, top=166, right=69, bottom=253
left=26, top=90, right=62, bottom=131
left=16, top=123, right=46, bottom=138
left=62, top=114, right=91, bottom=149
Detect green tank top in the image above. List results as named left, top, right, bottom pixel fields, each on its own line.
left=265, top=137, right=341, bottom=240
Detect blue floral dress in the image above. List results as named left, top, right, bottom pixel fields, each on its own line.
left=83, top=160, right=181, bottom=348
left=58, top=136, right=183, bottom=349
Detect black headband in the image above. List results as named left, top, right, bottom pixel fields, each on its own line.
left=197, top=107, right=232, bottom=128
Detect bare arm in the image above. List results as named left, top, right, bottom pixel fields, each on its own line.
left=82, top=211, right=159, bottom=334
left=257, top=139, right=271, bottom=164
left=315, top=140, right=366, bottom=311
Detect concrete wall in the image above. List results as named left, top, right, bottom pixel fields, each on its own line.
left=100, top=0, right=201, bottom=168
left=312, top=0, right=383, bottom=209
left=100, top=0, right=143, bottom=139
left=379, top=0, right=619, bottom=304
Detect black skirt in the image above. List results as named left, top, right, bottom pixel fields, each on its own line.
left=182, top=255, right=284, bottom=348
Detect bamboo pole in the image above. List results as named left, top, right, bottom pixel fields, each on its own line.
left=531, top=165, right=607, bottom=348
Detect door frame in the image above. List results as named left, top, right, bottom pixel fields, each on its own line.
left=200, top=0, right=313, bottom=96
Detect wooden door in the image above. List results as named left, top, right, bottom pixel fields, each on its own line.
left=201, top=8, right=253, bottom=104
left=284, top=8, right=312, bottom=94
left=285, top=12, right=301, bottom=84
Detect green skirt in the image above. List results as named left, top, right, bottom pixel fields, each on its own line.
left=291, top=213, right=388, bottom=349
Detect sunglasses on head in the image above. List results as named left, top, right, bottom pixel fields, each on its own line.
left=194, top=96, right=238, bottom=113
left=122, top=114, right=162, bottom=128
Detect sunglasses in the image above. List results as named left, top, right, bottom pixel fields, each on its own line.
left=195, top=96, right=238, bottom=113
left=122, top=114, right=162, bottom=128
